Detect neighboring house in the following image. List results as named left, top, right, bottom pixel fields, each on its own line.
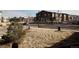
left=23, top=16, right=34, bottom=24
left=36, top=10, right=52, bottom=24
left=70, top=15, right=79, bottom=24
left=35, top=10, right=71, bottom=24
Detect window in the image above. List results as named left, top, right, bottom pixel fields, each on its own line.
left=44, top=13, right=46, bottom=16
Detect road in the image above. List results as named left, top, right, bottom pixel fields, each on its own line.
left=30, top=24, right=79, bottom=32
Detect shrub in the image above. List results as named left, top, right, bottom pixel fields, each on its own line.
left=0, top=22, right=25, bottom=45
left=7, top=22, right=24, bottom=43
left=0, top=35, right=12, bottom=45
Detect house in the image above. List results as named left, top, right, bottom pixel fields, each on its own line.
left=70, top=15, right=79, bottom=24
left=36, top=10, right=52, bottom=24
left=35, top=10, right=70, bottom=24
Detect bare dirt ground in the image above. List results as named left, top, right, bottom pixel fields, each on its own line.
left=0, top=22, right=10, bottom=37
left=0, top=26, right=8, bottom=39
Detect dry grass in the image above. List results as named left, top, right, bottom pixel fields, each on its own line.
left=0, top=27, right=74, bottom=48
left=19, top=27, right=73, bottom=48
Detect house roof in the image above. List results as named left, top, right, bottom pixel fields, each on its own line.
left=36, top=10, right=70, bottom=15
left=37, top=10, right=52, bottom=14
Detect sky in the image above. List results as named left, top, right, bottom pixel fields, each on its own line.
left=1, top=10, right=39, bottom=17
left=0, top=10, right=79, bottom=17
